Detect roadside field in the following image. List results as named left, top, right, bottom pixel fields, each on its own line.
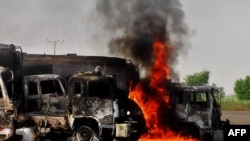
left=221, top=110, right=250, bottom=125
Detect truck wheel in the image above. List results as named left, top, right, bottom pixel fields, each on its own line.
left=73, top=126, right=94, bottom=141
left=203, top=133, right=213, bottom=141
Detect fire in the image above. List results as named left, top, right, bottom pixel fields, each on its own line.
left=129, top=40, right=198, bottom=141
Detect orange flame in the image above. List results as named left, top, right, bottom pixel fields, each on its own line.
left=129, top=40, right=198, bottom=141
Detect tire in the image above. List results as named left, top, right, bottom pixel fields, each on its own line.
left=179, top=124, right=200, bottom=139
left=203, top=133, right=213, bottom=141
left=73, top=126, right=94, bottom=141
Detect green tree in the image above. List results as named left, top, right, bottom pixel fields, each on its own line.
left=234, top=76, right=250, bottom=100
left=183, top=70, right=210, bottom=85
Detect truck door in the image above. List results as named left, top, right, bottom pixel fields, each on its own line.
left=174, top=90, right=188, bottom=120
left=25, top=78, right=66, bottom=113
left=24, top=80, right=40, bottom=112
left=210, top=91, right=221, bottom=129
left=187, top=91, right=211, bottom=128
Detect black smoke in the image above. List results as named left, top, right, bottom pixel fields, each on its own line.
left=96, top=0, right=191, bottom=80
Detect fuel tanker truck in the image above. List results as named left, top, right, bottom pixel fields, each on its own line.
left=14, top=66, right=146, bottom=141
left=0, top=43, right=146, bottom=140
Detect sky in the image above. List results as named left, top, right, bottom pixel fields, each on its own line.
left=0, top=0, right=250, bottom=95
left=178, top=0, right=250, bottom=95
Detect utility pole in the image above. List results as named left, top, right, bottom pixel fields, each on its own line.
left=47, top=39, right=64, bottom=55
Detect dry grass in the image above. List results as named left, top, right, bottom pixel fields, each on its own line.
left=221, top=97, right=250, bottom=111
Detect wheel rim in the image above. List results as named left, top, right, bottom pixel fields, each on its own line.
left=75, top=127, right=92, bottom=141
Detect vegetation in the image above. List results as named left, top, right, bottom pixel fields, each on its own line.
left=234, top=75, right=250, bottom=100
left=221, top=95, right=250, bottom=111
left=183, top=70, right=210, bottom=85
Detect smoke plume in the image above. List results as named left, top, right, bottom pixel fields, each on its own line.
left=96, top=0, right=190, bottom=80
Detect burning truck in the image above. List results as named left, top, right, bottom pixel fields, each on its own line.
left=128, top=41, right=229, bottom=141
left=167, top=83, right=227, bottom=141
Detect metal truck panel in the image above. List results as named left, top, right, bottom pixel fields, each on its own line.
left=0, top=44, right=23, bottom=93
left=169, top=84, right=223, bottom=140
left=23, top=54, right=139, bottom=98
left=72, top=97, right=114, bottom=123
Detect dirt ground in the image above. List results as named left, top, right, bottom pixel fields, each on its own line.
left=221, top=110, right=250, bottom=125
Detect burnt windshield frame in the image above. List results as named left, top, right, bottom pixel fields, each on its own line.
left=87, top=79, right=114, bottom=99
left=28, top=81, right=38, bottom=95
left=72, top=81, right=85, bottom=96
left=40, top=79, right=64, bottom=95
left=174, top=90, right=187, bottom=105
left=188, top=91, right=209, bottom=107
left=70, top=78, right=114, bottom=99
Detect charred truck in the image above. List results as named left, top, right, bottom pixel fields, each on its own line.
left=16, top=67, right=145, bottom=141
left=0, top=43, right=145, bottom=140
left=168, top=84, right=228, bottom=141
left=15, top=67, right=144, bottom=141
left=0, top=44, right=23, bottom=140
left=22, top=53, right=146, bottom=140
left=67, top=66, right=145, bottom=141
left=0, top=44, right=69, bottom=140
left=16, top=74, right=68, bottom=139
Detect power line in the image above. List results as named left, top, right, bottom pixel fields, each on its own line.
left=47, top=39, right=64, bottom=55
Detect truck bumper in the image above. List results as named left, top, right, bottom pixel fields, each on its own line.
left=0, top=128, right=13, bottom=140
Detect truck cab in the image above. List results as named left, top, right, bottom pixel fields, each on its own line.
left=67, top=66, right=140, bottom=141
left=17, top=74, right=68, bottom=137
left=170, top=84, right=224, bottom=141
